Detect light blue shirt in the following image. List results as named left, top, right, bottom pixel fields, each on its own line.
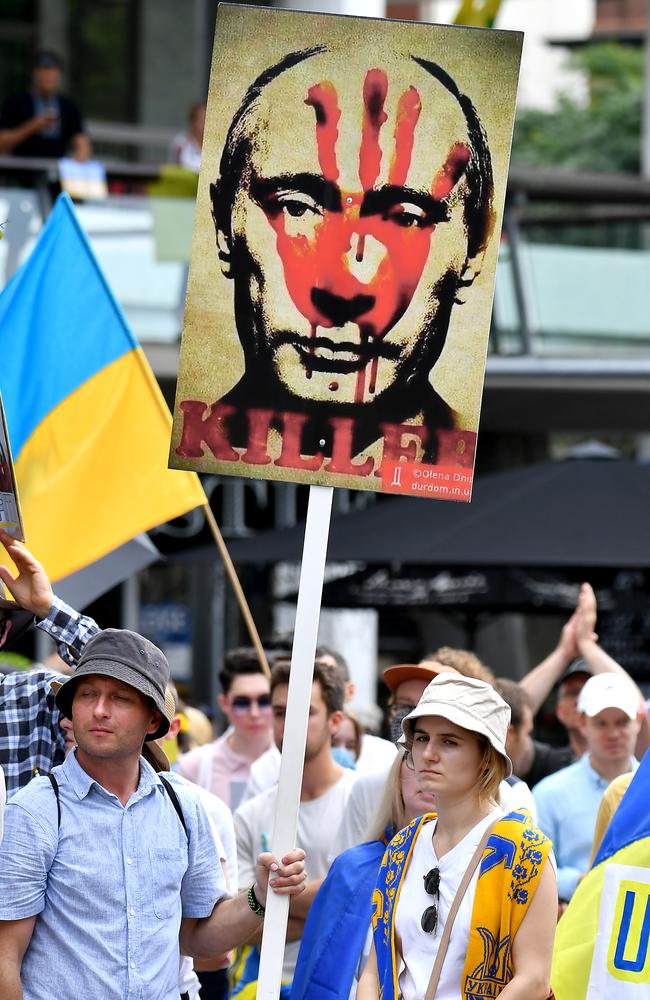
left=533, top=753, right=638, bottom=901
left=0, top=751, right=226, bottom=1000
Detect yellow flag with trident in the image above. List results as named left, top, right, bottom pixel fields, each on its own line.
left=454, top=0, right=503, bottom=28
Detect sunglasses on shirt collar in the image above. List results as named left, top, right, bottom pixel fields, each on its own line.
left=422, top=866, right=441, bottom=934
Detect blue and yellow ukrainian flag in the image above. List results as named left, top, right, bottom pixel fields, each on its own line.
left=0, top=193, right=205, bottom=583
left=551, top=751, right=650, bottom=999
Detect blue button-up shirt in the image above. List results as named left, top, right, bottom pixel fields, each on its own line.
left=533, top=752, right=638, bottom=901
left=0, top=750, right=226, bottom=999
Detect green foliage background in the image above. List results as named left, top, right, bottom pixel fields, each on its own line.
left=512, top=43, right=643, bottom=174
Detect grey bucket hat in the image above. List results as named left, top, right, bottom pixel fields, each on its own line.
left=55, top=629, right=171, bottom=740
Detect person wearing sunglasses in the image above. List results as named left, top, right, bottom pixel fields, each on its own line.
left=358, top=674, right=557, bottom=1000
left=177, top=648, right=274, bottom=810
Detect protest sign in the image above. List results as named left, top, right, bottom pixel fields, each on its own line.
left=170, top=3, right=522, bottom=502
left=169, top=6, right=523, bottom=996
left=0, top=392, right=24, bottom=540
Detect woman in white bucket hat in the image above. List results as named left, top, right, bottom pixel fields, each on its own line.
left=358, top=673, right=557, bottom=1000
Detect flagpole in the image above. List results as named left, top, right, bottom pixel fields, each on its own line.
left=203, top=502, right=271, bottom=679
left=256, top=484, right=334, bottom=1000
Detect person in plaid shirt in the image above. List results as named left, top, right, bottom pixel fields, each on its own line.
left=0, top=530, right=99, bottom=796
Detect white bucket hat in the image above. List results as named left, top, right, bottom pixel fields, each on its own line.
left=400, top=673, right=513, bottom=777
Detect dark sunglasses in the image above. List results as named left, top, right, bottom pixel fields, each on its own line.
left=230, top=694, right=273, bottom=713
left=421, top=866, right=441, bottom=934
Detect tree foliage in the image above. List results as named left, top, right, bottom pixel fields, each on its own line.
left=512, top=43, right=643, bottom=174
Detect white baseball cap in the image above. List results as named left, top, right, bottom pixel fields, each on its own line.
left=400, top=674, right=512, bottom=777
left=577, top=673, right=638, bottom=721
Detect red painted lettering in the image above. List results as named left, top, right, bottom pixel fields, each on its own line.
left=176, top=401, right=239, bottom=462
left=324, top=417, right=374, bottom=476
left=378, top=422, right=428, bottom=475
left=274, top=412, right=324, bottom=471
left=242, top=409, right=274, bottom=465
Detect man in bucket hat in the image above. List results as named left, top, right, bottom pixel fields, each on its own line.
left=0, top=537, right=306, bottom=1000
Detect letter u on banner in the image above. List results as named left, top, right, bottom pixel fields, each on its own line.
left=587, top=864, right=650, bottom=998
left=608, top=881, right=650, bottom=981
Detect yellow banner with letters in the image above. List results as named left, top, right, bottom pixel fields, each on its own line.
left=552, top=756, right=650, bottom=998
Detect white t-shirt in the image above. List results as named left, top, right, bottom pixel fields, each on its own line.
left=357, top=733, right=398, bottom=774
left=332, top=769, right=386, bottom=856
left=191, top=781, right=238, bottom=891
left=234, top=769, right=357, bottom=981
left=395, top=809, right=503, bottom=1000
left=176, top=775, right=237, bottom=995
left=241, top=744, right=282, bottom=803
left=242, top=735, right=395, bottom=805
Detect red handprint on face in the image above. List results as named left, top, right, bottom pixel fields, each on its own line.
left=258, top=69, right=470, bottom=402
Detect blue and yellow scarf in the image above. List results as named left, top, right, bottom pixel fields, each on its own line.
left=371, top=809, right=551, bottom=999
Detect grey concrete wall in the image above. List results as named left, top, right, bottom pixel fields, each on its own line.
left=38, top=0, right=69, bottom=82
left=138, top=0, right=209, bottom=129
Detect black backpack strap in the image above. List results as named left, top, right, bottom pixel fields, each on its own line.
left=47, top=771, right=188, bottom=840
left=159, top=775, right=188, bottom=842
left=47, top=773, right=61, bottom=829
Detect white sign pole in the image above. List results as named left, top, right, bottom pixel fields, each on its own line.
left=256, top=483, right=334, bottom=1000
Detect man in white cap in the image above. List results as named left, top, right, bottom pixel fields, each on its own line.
left=533, top=672, right=640, bottom=904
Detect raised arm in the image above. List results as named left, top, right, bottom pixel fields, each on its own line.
left=575, top=583, right=639, bottom=682
left=519, top=611, right=580, bottom=716
left=0, top=531, right=54, bottom=618
left=575, top=583, right=650, bottom=756
left=0, top=116, right=52, bottom=155
left=0, top=530, right=99, bottom=664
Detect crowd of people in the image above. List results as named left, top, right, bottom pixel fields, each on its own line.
left=0, top=527, right=646, bottom=999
